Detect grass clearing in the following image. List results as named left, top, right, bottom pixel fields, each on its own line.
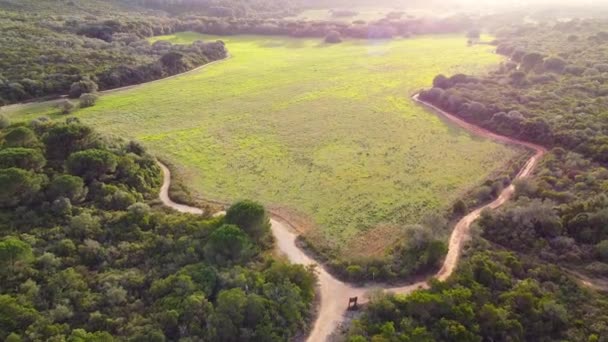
left=3, top=33, right=520, bottom=259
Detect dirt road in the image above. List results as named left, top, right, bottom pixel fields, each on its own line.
left=157, top=95, right=548, bottom=341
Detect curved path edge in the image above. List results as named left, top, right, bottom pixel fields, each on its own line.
left=156, top=93, right=553, bottom=341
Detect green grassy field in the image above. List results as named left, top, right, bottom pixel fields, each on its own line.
left=3, top=33, right=520, bottom=259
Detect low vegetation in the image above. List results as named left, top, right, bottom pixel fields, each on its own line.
left=0, top=119, right=315, bottom=341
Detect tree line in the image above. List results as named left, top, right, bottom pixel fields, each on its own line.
left=122, top=0, right=298, bottom=17
left=418, top=19, right=608, bottom=278
left=0, top=2, right=227, bottom=105
left=344, top=17, right=608, bottom=342
left=346, top=246, right=608, bottom=341
left=0, top=117, right=316, bottom=341
left=0, top=0, right=478, bottom=105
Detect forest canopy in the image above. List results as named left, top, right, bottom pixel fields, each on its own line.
left=0, top=119, right=316, bottom=341
left=0, top=1, right=227, bottom=105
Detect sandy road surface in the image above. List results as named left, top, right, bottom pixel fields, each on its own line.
left=156, top=95, right=548, bottom=341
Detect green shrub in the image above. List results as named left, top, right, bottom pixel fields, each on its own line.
left=0, top=168, right=44, bottom=207
left=3, top=126, right=38, bottom=148
left=79, top=93, right=98, bottom=108
left=47, top=175, right=87, bottom=203
left=67, top=149, right=118, bottom=181
left=204, top=224, right=254, bottom=266
left=58, top=100, right=76, bottom=114
left=0, top=148, right=46, bottom=171
left=225, top=200, right=271, bottom=243
left=68, top=79, right=98, bottom=99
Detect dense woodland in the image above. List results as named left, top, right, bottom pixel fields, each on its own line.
left=347, top=18, right=608, bottom=342
left=418, top=20, right=608, bottom=277
left=347, top=246, right=608, bottom=341
left=123, top=0, right=297, bottom=17
left=0, top=118, right=315, bottom=341
left=0, top=0, right=228, bottom=105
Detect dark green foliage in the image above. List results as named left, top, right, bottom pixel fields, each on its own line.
left=452, top=199, right=468, bottom=215
left=68, top=79, right=98, bottom=99
left=79, top=93, right=98, bottom=108
left=96, top=184, right=137, bottom=210
left=479, top=198, right=563, bottom=248
left=420, top=20, right=608, bottom=164
left=160, top=52, right=191, bottom=74
left=225, top=200, right=271, bottom=243
left=597, top=240, right=608, bottom=262
left=47, top=175, right=87, bottom=203
left=58, top=100, right=76, bottom=115
left=42, top=123, right=94, bottom=162
left=477, top=149, right=608, bottom=275
left=347, top=249, right=608, bottom=341
left=432, top=75, right=450, bottom=89
left=2, top=126, right=38, bottom=148
left=67, top=149, right=118, bottom=181
left=204, top=224, right=254, bottom=266
left=0, top=1, right=228, bottom=104
left=390, top=225, right=447, bottom=277
left=0, top=148, right=45, bottom=171
left=521, top=52, right=544, bottom=71
left=420, top=20, right=608, bottom=278
left=0, top=121, right=315, bottom=341
left=0, top=168, right=44, bottom=208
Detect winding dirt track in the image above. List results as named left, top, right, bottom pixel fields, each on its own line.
left=157, top=94, right=548, bottom=342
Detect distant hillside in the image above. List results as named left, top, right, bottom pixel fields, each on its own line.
left=121, top=0, right=297, bottom=17
left=0, top=0, right=151, bottom=16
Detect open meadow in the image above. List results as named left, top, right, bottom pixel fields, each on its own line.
left=3, top=33, right=520, bottom=259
